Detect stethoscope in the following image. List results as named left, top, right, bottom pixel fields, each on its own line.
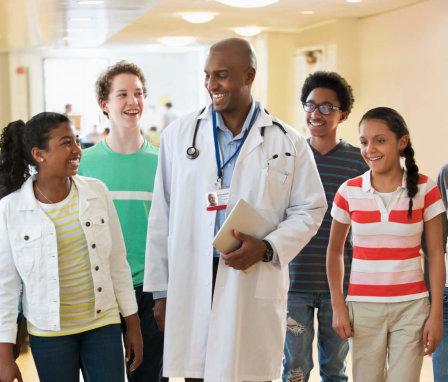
left=186, top=107, right=297, bottom=160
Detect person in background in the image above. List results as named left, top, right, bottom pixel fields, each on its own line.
left=161, top=102, right=181, bottom=131
left=430, top=163, right=448, bottom=382
left=0, top=112, right=141, bottom=382
left=63, top=103, right=72, bottom=117
left=147, top=126, right=161, bottom=147
left=144, top=37, right=327, bottom=381
left=78, top=61, right=164, bottom=382
left=283, top=71, right=369, bottom=382
left=327, top=107, right=445, bottom=382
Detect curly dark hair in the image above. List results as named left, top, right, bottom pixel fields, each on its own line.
left=359, top=107, right=419, bottom=218
left=300, top=71, right=354, bottom=113
left=95, top=61, right=147, bottom=117
left=0, top=112, right=70, bottom=198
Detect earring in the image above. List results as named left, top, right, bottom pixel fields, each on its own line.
left=400, top=149, right=404, bottom=156
left=40, top=158, right=44, bottom=162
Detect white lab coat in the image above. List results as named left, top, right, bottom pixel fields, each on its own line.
left=144, top=104, right=326, bottom=382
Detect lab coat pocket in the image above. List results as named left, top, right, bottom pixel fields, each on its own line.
left=260, top=168, right=293, bottom=212
left=13, top=227, right=41, bottom=278
left=254, top=262, right=288, bottom=300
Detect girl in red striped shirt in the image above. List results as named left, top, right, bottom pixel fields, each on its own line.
left=327, top=107, right=445, bottom=382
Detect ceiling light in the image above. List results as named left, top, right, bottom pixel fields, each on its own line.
left=77, top=0, right=104, bottom=4
left=181, top=12, right=215, bottom=24
left=158, top=36, right=196, bottom=47
left=216, top=0, right=278, bottom=8
left=234, top=26, right=262, bottom=37
left=301, top=10, right=314, bottom=15
left=70, top=18, right=92, bottom=22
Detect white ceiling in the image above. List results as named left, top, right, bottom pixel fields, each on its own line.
left=0, top=0, right=426, bottom=50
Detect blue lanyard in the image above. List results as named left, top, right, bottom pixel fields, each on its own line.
left=212, top=103, right=259, bottom=185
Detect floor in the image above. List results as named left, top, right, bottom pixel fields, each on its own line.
left=16, top=340, right=434, bottom=381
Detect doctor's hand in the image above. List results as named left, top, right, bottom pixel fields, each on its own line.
left=221, top=230, right=265, bottom=271
left=153, top=298, right=167, bottom=332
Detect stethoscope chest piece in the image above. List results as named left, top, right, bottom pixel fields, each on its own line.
left=186, top=146, right=199, bottom=160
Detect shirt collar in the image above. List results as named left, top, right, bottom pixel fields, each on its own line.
left=216, top=99, right=256, bottom=140
left=362, top=169, right=407, bottom=193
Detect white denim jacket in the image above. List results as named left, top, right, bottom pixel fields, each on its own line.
left=0, top=175, right=137, bottom=343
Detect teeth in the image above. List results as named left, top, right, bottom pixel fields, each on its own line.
left=368, top=156, right=382, bottom=161
left=125, top=110, right=139, bottom=115
left=310, top=121, right=324, bottom=126
left=212, top=93, right=225, bottom=100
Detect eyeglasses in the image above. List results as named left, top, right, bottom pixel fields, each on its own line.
left=302, top=102, right=342, bottom=115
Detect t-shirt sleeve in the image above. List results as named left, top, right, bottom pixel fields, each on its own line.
left=423, top=176, right=445, bottom=222
left=331, top=181, right=351, bottom=224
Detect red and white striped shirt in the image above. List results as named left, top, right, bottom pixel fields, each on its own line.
left=332, top=170, right=444, bottom=302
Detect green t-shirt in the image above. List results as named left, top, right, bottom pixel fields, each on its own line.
left=78, top=139, right=158, bottom=287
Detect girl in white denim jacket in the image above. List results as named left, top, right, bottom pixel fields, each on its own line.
left=0, top=112, right=142, bottom=382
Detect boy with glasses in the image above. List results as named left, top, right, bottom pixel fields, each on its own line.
left=283, top=71, right=368, bottom=382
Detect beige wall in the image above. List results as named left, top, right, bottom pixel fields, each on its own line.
left=262, top=0, right=447, bottom=179
left=356, top=0, right=448, bottom=179
left=0, top=53, right=11, bottom=128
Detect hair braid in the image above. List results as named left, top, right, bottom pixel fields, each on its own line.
left=0, top=121, right=30, bottom=198
left=403, top=141, right=419, bottom=218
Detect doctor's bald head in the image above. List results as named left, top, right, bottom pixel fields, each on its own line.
left=204, top=38, right=257, bottom=115
left=209, top=38, right=257, bottom=71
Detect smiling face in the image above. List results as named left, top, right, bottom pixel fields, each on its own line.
left=305, top=87, right=347, bottom=139
left=204, top=46, right=255, bottom=117
left=34, top=122, right=82, bottom=178
left=359, top=119, right=408, bottom=175
left=100, top=73, right=144, bottom=130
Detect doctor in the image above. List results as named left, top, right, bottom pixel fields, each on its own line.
left=144, top=38, right=327, bottom=382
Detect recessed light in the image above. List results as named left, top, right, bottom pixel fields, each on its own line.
left=70, top=18, right=92, bottom=22
left=234, top=26, right=262, bottom=37
left=301, top=10, right=314, bottom=15
left=216, top=0, right=278, bottom=8
left=181, top=13, right=215, bottom=24
left=77, top=0, right=104, bottom=4
left=158, top=36, right=196, bottom=47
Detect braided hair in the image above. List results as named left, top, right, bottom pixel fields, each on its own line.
left=0, top=112, right=70, bottom=198
left=360, top=107, right=419, bottom=218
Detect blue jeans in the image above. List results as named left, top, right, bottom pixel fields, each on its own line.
left=121, top=286, right=168, bottom=382
left=433, top=286, right=448, bottom=382
left=29, top=324, right=124, bottom=382
left=282, top=292, right=348, bottom=382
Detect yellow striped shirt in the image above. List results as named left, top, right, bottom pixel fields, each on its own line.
left=28, top=184, right=120, bottom=336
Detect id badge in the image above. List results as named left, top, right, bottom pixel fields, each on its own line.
left=206, top=188, right=229, bottom=211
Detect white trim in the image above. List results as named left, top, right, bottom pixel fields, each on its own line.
left=109, top=191, right=153, bottom=201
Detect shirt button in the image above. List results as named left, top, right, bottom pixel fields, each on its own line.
left=95, top=266, right=99, bottom=271
left=92, top=244, right=96, bottom=249
left=227, top=163, right=231, bottom=167
left=98, top=287, right=102, bottom=292
left=85, top=222, right=91, bottom=227
left=24, top=235, right=29, bottom=240
left=230, top=141, right=234, bottom=145
left=96, top=309, right=101, bottom=314
left=101, top=218, right=105, bottom=224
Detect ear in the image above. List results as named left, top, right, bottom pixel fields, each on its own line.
left=31, top=147, right=45, bottom=165
left=99, top=99, right=109, bottom=115
left=399, top=135, right=409, bottom=151
left=339, top=111, right=349, bottom=123
left=245, top=67, right=256, bottom=85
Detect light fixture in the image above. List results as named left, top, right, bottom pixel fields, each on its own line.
left=70, top=18, right=92, bottom=22
left=181, top=12, right=215, bottom=24
left=77, top=0, right=104, bottom=4
left=301, top=10, right=314, bottom=15
left=158, top=36, right=196, bottom=47
left=234, top=26, right=262, bottom=37
left=216, top=0, right=278, bottom=8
